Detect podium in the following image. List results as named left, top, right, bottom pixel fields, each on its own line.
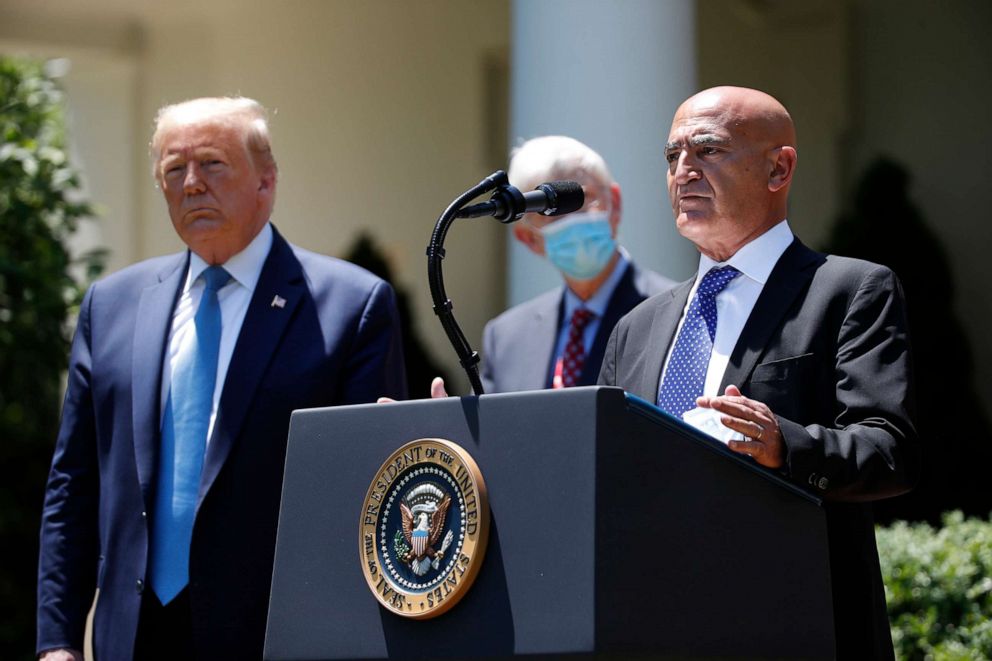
left=265, top=387, right=835, bottom=660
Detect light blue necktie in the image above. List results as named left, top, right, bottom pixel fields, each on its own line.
left=149, top=265, right=230, bottom=604
left=657, top=265, right=741, bottom=419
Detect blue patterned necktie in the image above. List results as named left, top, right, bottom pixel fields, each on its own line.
left=657, top=265, right=741, bottom=419
left=149, top=265, right=230, bottom=604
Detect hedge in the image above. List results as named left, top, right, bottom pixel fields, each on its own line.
left=0, top=54, right=101, bottom=658
left=878, top=512, right=992, bottom=659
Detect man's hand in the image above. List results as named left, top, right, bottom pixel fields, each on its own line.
left=39, top=649, right=83, bottom=661
left=429, top=377, right=448, bottom=398
left=377, top=377, right=449, bottom=403
left=696, top=385, right=785, bottom=469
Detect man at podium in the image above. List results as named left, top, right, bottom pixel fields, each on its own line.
left=600, top=86, right=920, bottom=659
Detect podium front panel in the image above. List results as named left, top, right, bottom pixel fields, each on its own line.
left=266, top=387, right=835, bottom=660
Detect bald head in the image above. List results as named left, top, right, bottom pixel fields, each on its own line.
left=665, top=86, right=798, bottom=261
left=675, top=86, right=796, bottom=151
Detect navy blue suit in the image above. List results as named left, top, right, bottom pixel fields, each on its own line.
left=37, top=228, right=406, bottom=659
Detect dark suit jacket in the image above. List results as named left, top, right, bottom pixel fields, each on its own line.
left=481, top=262, right=673, bottom=393
left=37, top=228, right=406, bottom=660
left=600, top=239, right=920, bottom=659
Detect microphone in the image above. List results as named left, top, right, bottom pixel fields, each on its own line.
left=456, top=180, right=584, bottom=223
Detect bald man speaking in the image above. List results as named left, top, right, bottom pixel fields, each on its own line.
left=600, top=87, right=920, bottom=658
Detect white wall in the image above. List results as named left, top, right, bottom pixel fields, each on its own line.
left=696, top=0, right=851, bottom=249
left=1, top=0, right=511, bottom=394
left=6, top=0, right=991, bottom=412
left=508, top=0, right=700, bottom=304
left=850, top=0, right=992, bottom=418
left=61, top=53, right=139, bottom=273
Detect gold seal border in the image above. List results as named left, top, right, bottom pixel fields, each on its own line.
left=359, top=438, right=490, bottom=619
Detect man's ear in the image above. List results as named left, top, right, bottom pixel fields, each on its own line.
left=513, top=222, right=545, bottom=257
left=258, top=167, right=277, bottom=194
left=768, top=146, right=797, bottom=193
left=608, top=182, right=622, bottom=237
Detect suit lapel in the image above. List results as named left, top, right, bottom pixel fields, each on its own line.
left=720, top=239, right=821, bottom=391
left=634, top=279, right=693, bottom=401
left=198, top=230, right=305, bottom=505
left=526, top=294, right=563, bottom=389
left=132, top=253, right=188, bottom=510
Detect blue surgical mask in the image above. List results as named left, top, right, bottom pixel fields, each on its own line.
left=540, top=211, right=617, bottom=280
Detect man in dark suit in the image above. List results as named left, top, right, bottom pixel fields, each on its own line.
left=36, top=97, right=406, bottom=660
left=600, top=87, right=920, bottom=658
left=482, top=136, right=673, bottom=393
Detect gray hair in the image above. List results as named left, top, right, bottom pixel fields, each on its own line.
left=150, top=96, right=277, bottom=180
left=507, top=135, right=613, bottom=194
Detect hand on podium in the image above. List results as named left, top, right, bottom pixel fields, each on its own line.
left=696, top=384, right=785, bottom=469
left=377, top=377, right=449, bottom=403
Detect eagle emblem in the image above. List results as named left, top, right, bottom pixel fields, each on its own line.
left=397, top=483, right=454, bottom=576
left=361, top=438, right=490, bottom=618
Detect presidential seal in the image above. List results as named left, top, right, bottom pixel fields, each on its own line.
left=359, top=438, right=489, bottom=619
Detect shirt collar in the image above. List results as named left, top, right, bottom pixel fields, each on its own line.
left=186, top=222, right=274, bottom=293
left=562, top=247, right=631, bottom=320
left=696, top=219, right=793, bottom=285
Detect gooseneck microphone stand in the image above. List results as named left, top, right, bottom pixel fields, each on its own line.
left=427, top=170, right=514, bottom=396
left=428, top=171, right=583, bottom=396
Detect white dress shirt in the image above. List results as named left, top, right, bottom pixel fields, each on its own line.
left=159, top=222, right=273, bottom=443
left=661, top=220, right=794, bottom=398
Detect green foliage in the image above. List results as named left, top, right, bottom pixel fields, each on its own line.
left=878, top=512, right=992, bottom=660
left=0, top=55, right=102, bottom=657
left=394, top=529, right=411, bottom=560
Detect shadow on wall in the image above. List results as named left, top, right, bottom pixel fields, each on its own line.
left=343, top=233, right=450, bottom=400
left=823, top=157, right=992, bottom=524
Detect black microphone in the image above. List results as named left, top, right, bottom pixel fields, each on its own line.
left=456, top=180, right=584, bottom=223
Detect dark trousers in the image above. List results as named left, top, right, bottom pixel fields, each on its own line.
left=133, top=587, right=194, bottom=660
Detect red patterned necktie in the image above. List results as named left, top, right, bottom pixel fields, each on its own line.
left=557, top=307, right=596, bottom=388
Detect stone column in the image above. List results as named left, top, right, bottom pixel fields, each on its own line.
left=508, top=0, right=698, bottom=304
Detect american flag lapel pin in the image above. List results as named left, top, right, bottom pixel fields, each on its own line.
left=271, top=295, right=286, bottom=309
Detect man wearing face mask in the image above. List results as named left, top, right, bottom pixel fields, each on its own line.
left=481, top=136, right=674, bottom=393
